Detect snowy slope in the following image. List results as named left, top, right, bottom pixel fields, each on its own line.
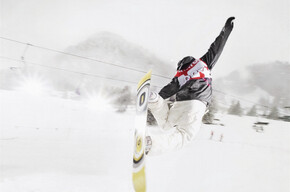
left=0, top=90, right=289, bottom=192
left=0, top=90, right=134, bottom=191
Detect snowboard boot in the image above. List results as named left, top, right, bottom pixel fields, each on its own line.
left=148, top=91, right=159, bottom=103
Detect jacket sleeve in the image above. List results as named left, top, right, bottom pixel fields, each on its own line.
left=158, top=77, right=180, bottom=99
left=200, top=18, right=234, bottom=70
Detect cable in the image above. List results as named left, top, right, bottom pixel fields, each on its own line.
left=213, top=89, right=270, bottom=108
left=0, top=56, right=164, bottom=89
left=213, top=89, right=290, bottom=116
left=1, top=37, right=289, bottom=116
left=1, top=56, right=289, bottom=116
left=0, top=56, right=137, bottom=85
left=0, top=36, right=171, bottom=80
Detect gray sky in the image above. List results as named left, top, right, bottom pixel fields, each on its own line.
left=1, top=0, right=289, bottom=77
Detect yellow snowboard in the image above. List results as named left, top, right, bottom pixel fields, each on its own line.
left=132, top=70, right=152, bottom=192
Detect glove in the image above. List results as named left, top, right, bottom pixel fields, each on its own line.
left=225, top=17, right=235, bottom=29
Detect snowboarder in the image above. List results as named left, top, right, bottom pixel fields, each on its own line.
left=219, top=134, right=224, bottom=142
left=146, top=17, right=235, bottom=155
left=210, top=130, right=214, bottom=140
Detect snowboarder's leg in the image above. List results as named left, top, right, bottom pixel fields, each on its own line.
left=147, top=100, right=206, bottom=155
left=148, top=92, right=170, bottom=129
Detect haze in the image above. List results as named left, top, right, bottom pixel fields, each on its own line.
left=1, top=0, right=289, bottom=78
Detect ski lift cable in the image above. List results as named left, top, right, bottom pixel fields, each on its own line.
left=0, top=57, right=236, bottom=108
left=1, top=37, right=289, bottom=114
left=0, top=37, right=249, bottom=100
left=0, top=56, right=163, bottom=89
left=0, top=37, right=263, bottom=106
left=213, top=91, right=290, bottom=116
left=1, top=56, right=290, bottom=116
left=21, top=43, right=31, bottom=61
left=0, top=36, right=170, bottom=80
left=0, top=56, right=137, bottom=85
left=212, top=89, right=269, bottom=108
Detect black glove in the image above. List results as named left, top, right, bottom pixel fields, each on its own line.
left=225, top=17, right=235, bottom=29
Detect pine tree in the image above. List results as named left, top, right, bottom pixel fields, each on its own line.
left=114, top=86, right=133, bottom=112
left=247, top=105, right=257, bottom=116
left=267, top=106, right=279, bottom=120
left=228, top=101, right=235, bottom=115
left=228, top=101, right=243, bottom=116
left=259, top=97, right=270, bottom=116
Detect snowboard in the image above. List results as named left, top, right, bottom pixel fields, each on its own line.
left=132, top=70, right=152, bottom=192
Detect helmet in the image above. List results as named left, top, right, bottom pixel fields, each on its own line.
left=177, top=56, right=195, bottom=70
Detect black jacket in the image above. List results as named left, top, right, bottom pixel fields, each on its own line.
left=159, top=18, right=234, bottom=105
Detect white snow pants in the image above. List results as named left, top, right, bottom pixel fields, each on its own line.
left=147, top=96, right=206, bottom=155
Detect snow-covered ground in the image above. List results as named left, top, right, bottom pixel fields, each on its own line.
left=0, top=90, right=289, bottom=192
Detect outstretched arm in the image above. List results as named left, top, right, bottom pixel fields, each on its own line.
left=200, top=17, right=235, bottom=70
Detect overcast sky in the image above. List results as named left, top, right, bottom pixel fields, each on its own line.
left=1, top=0, right=289, bottom=77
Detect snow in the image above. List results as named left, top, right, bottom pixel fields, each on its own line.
left=0, top=90, right=289, bottom=192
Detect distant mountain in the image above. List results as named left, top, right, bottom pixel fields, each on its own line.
left=65, top=32, right=173, bottom=75
left=50, top=31, right=174, bottom=93
left=214, top=61, right=290, bottom=109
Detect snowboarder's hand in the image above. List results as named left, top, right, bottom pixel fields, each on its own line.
left=225, top=17, right=235, bottom=29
